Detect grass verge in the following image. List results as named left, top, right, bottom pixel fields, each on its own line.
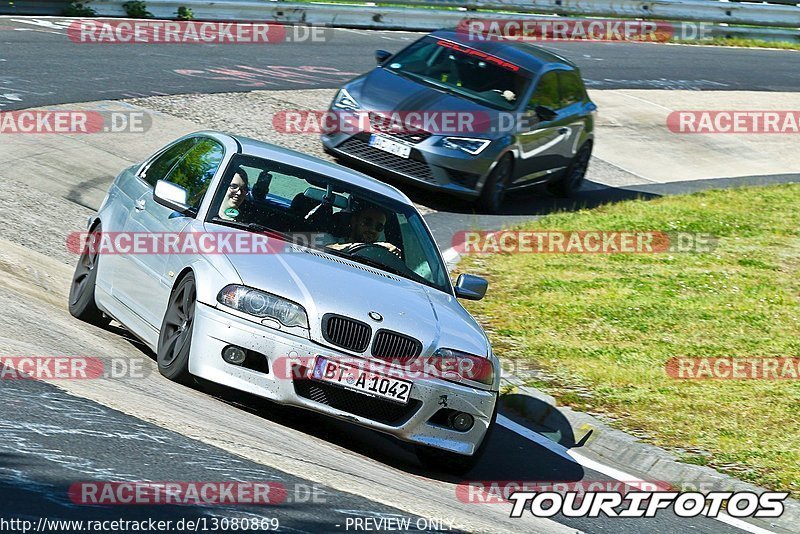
left=458, top=184, right=800, bottom=497
left=672, top=37, right=800, bottom=51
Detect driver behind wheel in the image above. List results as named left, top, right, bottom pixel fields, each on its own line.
left=326, top=205, right=401, bottom=256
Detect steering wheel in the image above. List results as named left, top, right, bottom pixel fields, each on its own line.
left=347, top=242, right=399, bottom=257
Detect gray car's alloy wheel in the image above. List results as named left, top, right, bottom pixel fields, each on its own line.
left=414, top=394, right=498, bottom=476
left=157, top=273, right=196, bottom=383
left=548, top=142, right=592, bottom=198
left=477, top=155, right=513, bottom=214
left=68, top=225, right=111, bottom=327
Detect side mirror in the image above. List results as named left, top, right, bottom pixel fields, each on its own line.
left=153, top=180, right=191, bottom=214
left=454, top=274, right=488, bottom=301
left=533, top=105, right=558, bottom=122
left=375, top=49, right=392, bottom=64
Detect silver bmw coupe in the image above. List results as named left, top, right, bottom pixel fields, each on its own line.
left=69, top=131, right=499, bottom=474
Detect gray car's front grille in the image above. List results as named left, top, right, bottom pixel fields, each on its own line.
left=336, top=137, right=436, bottom=184
left=322, top=314, right=371, bottom=353
left=371, top=330, right=422, bottom=364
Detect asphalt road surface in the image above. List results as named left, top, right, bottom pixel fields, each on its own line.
left=1, top=17, right=799, bottom=111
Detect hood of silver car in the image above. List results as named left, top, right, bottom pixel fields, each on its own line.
left=218, top=241, right=489, bottom=357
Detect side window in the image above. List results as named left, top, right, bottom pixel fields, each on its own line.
left=558, top=70, right=586, bottom=107
left=528, top=71, right=560, bottom=111
left=266, top=172, right=314, bottom=204
left=164, top=138, right=225, bottom=209
left=139, top=138, right=197, bottom=187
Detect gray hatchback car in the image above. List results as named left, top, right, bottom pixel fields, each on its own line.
left=322, top=30, right=596, bottom=212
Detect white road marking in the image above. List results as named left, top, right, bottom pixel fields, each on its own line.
left=498, top=414, right=776, bottom=533
left=616, top=91, right=675, bottom=113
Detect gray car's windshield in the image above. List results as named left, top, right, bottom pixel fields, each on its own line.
left=386, top=36, right=531, bottom=111
left=206, top=154, right=451, bottom=293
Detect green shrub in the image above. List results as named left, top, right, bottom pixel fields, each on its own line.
left=122, top=0, right=154, bottom=18
left=176, top=6, right=194, bottom=21
left=63, top=2, right=97, bottom=16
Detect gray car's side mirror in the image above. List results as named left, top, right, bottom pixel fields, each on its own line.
left=533, top=105, right=558, bottom=122
left=375, top=49, right=392, bottom=64
left=153, top=179, right=191, bottom=214
left=454, top=274, right=488, bottom=300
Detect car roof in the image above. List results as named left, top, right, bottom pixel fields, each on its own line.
left=228, top=134, right=413, bottom=205
left=430, top=29, right=577, bottom=74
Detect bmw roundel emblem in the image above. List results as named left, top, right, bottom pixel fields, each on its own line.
left=368, top=311, right=383, bottom=322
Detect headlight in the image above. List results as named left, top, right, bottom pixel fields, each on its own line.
left=217, top=285, right=309, bottom=329
left=437, top=137, right=491, bottom=155
left=332, top=88, right=360, bottom=112
left=430, top=348, right=495, bottom=386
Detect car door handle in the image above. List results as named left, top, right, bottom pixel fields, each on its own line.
left=134, top=199, right=146, bottom=211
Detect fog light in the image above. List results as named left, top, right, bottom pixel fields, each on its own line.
left=222, top=345, right=247, bottom=365
left=450, top=412, right=474, bottom=432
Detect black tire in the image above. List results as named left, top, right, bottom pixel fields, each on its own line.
left=477, top=155, right=513, bottom=214
left=157, top=273, right=196, bottom=384
left=68, top=225, right=111, bottom=327
left=548, top=142, right=592, bottom=198
left=415, top=394, right=499, bottom=476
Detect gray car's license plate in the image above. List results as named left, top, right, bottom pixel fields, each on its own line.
left=312, top=356, right=412, bottom=404
left=368, top=134, right=411, bottom=159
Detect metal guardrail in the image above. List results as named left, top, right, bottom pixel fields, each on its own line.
left=2, top=0, right=798, bottom=42
left=86, top=0, right=800, bottom=28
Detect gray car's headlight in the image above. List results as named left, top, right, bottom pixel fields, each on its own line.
left=437, top=137, right=491, bottom=155
left=217, top=285, right=309, bottom=329
left=332, top=88, right=360, bottom=112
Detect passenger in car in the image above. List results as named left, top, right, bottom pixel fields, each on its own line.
left=326, top=205, right=401, bottom=256
left=218, top=167, right=262, bottom=222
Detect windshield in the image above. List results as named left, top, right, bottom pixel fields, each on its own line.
left=386, top=36, right=531, bottom=111
left=206, top=154, right=451, bottom=293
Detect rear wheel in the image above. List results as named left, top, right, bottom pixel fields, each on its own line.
left=157, top=273, right=196, bottom=384
left=68, top=224, right=111, bottom=327
left=548, top=142, right=592, bottom=198
left=477, top=155, right=513, bottom=214
left=415, top=395, right=498, bottom=476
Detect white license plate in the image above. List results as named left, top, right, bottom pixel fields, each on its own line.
left=312, top=356, right=412, bottom=404
left=368, top=134, right=411, bottom=159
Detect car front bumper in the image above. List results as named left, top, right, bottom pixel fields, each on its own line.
left=189, top=302, right=497, bottom=455
left=322, top=131, right=504, bottom=200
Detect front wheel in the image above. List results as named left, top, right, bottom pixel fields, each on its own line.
left=68, top=225, right=111, bottom=327
left=548, top=142, right=592, bottom=198
left=415, top=396, right=498, bottom=476
left=477, top=156, right=513, bottom=214
left=157, top=273, right=196, bottom=384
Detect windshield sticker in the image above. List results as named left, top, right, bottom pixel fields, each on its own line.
left=436, top=40, right=520, bottom=72
left=224, top=208, right=240, bottom=218
left=389, top=63, right=402, bottom=69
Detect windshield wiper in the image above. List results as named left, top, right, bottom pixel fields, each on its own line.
left=323, top=246, right=429, bottom=285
